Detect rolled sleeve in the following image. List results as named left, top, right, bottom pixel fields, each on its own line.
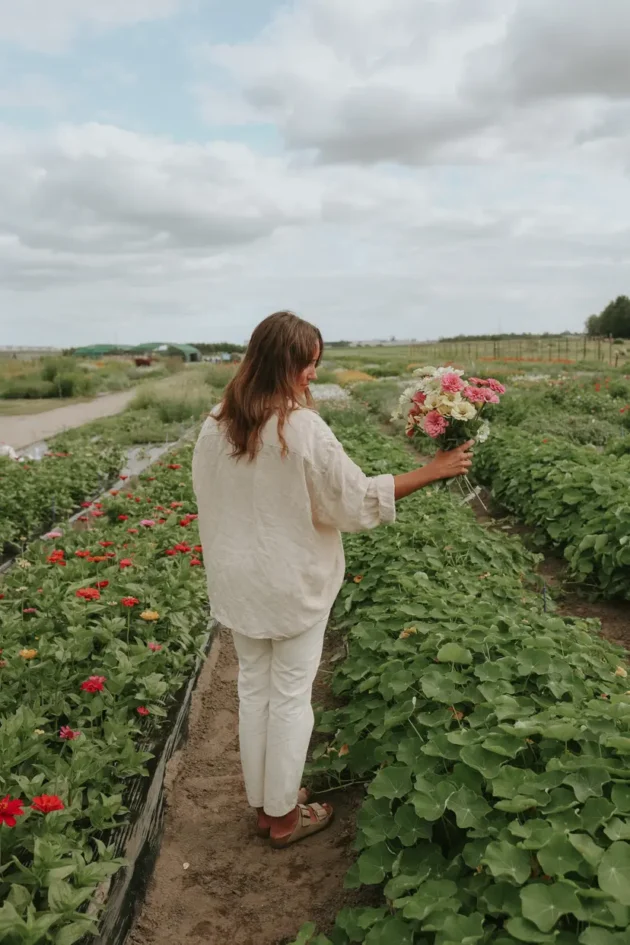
left=307, top=430, right=396, bottom=534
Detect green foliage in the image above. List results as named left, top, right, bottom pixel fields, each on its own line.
left=587, top=297, right=630, bottom=339
left=0, top=442, right=208, bottom=943
left=474, top=430, right=630, bottom=598
left=293, top=414, right=630, bottom=945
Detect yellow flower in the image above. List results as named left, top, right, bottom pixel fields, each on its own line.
left=399, top=626, right=418, bottom=640
left=615, top=666, right=628, bottom=678
left=140, top=610, right=160, bottom=622
left=34, top=729, right=45, bottom=736
left=19, top=649, right=38, bottom=660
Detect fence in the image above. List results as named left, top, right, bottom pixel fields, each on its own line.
left=407, top=335, right=629, bottom=368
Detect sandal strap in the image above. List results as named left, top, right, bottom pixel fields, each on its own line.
left=298, top=802, right=329, bottom=825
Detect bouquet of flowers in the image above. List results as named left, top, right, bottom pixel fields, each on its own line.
left=393, top=366, right=506, bottom=448
left=392, top=367, right=506, bottom=502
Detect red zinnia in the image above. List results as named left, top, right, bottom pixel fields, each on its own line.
left=127, top=529, right=139, bottom=535
left=119, top=559, right=133, bottom=568
left=173, top=543, right=191, bottom=554
left=190, top=558, right=202, bottom=567
left=0, top=796, right=25, bottom=827
left=168, top=464, right=182, bottom=470
left=137, top=706, right=150, bottom=716
left=148, top=642, right=162, bottom=652
left=99, top=541, right=115, bottom=548
left=171, top=501, right=184, bottom=509
left=32, top=795, right=65, bottom=814
left=96, top=580, right=109, bottom=589
left=121, top=597, right=139, bottom=608
left=60, top=726, right=80, bottom=740
left=164, top=549, right=177, bottom=557
left=119, top=475, right=129, bottom=481
left=118, top=515, right=129, bottom=522
left=75, top=550, right=91, bottom=559
left=81, top=502, right=92, bottom=508
left=193, top=545, right=203, bottom=553
left=81, top=676, right=106, bottom=693
left=76, top=587, right=100, bottom=601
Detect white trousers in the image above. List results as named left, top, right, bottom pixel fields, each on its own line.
left=231, top=618, right=327, bottom=818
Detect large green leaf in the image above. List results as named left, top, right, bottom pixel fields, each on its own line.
left=368, top=765, right=413, bottom=800
left=598, top=841, right=630, bottom=905
left=537, top=835, right=584, bottom=877
left=436, top=642, right=472, bottom=664
left=483, top=841, right=531, bottom=885
left=520, top=882, right=581, bottom=932
left=446, top=786, right=491, bottom=828
left=356, top=843, right=397, bottom=885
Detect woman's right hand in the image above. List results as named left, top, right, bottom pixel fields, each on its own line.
left=426, top=440, right=474, bottom=481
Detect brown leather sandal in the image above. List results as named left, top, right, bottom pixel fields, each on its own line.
left=256, top=787, right=312, bottom=838
left=270, top=802, right=334, bottom=849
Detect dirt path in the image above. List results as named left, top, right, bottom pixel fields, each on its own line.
left=0, top=390, right=136, bottom=449
left=129, top=630, right=363, bottom=945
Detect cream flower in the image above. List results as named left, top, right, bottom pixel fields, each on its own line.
left=451, top=401, right=477, bottom=421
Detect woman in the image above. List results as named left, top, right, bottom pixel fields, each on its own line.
left=192, top=312, right=472, bottom=848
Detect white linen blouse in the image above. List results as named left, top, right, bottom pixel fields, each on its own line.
left=192, top=406, right=396, bottom=640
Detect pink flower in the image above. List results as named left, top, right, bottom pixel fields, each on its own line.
left=81, top=676, right=106, bottom=693
left=148, top=642, right=162, bottom=652
left=140, top=520, right=156, bottom=528
left=137, top=706, right=150, bottom=717
left=409, top=404, right=422, bottom=418
left=44, top=530, right=63, bottom=540
left=485, top=378, right=506, bottom=394
left=462, top=386, right=486, bottom=404
left=412, top=391, right=426, bottom=405
left=59, top=726, right=81, bottom=740
left=441, top=373, right=465, bottom=393
left=468, top=377, right=489, bottom=387
left=424, top=410, right=449, bottom=438
left=482, top=389, right=500, bottom=404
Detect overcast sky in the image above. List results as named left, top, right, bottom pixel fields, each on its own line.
left=1, top=0, right=629, bottom=346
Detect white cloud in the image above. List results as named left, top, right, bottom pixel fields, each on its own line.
left=0, top=0, right=183, bottom=53
left=200, top=0, right=630, bottom=165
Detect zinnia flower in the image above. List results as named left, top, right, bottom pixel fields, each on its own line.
left=148, top=642, right=162, bottom=651
left=423, top=410, right=449, bottom=439
left=81, top=502, right=92, bottom=509
left=193, top=545, right=203, bottom=553
left=118, top=515, right=129, bottom=522
left=173, top=543, right=191, bottom=554
left=99, top=541, right=115, bottom=548
left=137, top=706, right=150, bottom=716
left=121, top=597, right=139, bottom=608
left=190, top=558, right=202, bottom=567
left=44, top=530, right=63, bottom=539
left=140, top=520, right=156, bottom=527
left=119, top=558, right=133, bottom=568
left=19, top=649, right=38, bottom=659
left=76, top=588, right=100, bottom=601
left=141, top=611, right=160, bottom=622
left=486, top=378, right=506, bottom=394
left=81, top=676, right=106, bottom=693
left=0, top=796, right=25, bottom=827
left=168, top=464, right=182, bottom=470
left=164, top=549, right=177, bottom=557
left=96, top=580, right=109, bottom=589
left=441, top=373, right=465, bottom=394
left=60, top=726, right=80, bottom=740
left=32, top=795, right=65, bottom=814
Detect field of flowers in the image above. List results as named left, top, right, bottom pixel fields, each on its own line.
left=294, top=408, right=630, bottom=945
left=0, top=444, right=209, bottom=944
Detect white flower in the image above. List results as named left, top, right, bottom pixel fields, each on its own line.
left=16, top=559, right=31, bottom=569
left=413, top=365, right=437, bottom=377
left=451, top=401, right=477, bottom=421
left=476, top=421, right=491, bottom=443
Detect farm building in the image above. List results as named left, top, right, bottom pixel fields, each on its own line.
left=133, top=343, right=201, bottom=362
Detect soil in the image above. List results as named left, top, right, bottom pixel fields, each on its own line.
left=128, top=630, right=366, bottom=945
left=0, top=390, right=135, bottom=449
left=470, top=488, right=630, bottom=651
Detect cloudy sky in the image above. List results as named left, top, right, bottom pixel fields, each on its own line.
left=1, top=0, right=630, bottom=346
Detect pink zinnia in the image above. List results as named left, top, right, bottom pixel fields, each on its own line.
left=119, top=558, right=133, bottom=568
left=137, top=706, right=150, bottom=717
left=81, top=676, right=106, bottom=693
left=140, top=519, right=156, bottom=527
left=59, top=726, right=81, bottom=740
left=441, top=373, right=465, bottom=393
left=148, top=642, right=162, bottom=652
left=463, top=386, right=486, bottom=404
left=486, top=378, right=506, bottom=394
left=423, top=411, right=448, bottom=438
left=44, top=530, right=63, bottom=540
left=481, top=389, right=500, bottom=404
left=468, top=377, right=489, bottom=387
left=412, top=391, right=426, bottom=405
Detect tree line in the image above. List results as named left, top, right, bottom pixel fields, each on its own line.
left=586, top=296, right=630, bottom=339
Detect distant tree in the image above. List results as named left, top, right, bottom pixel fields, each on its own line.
left=192, top=342, right=247, bottom=355
left=586, top=296, right=630, bottom=338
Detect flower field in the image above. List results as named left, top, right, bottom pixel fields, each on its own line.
left=293, top=409, right=630, bottom=945
left=0, top=444, right=208, bottom=944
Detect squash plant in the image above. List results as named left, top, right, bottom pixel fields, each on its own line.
left=294, top=413, right=630, bottom=945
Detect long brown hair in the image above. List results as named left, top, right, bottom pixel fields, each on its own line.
left=215, top=311, right=323, bottom=460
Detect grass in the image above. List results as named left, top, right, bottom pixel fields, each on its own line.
left=0, top=397, right=92, bottom=416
